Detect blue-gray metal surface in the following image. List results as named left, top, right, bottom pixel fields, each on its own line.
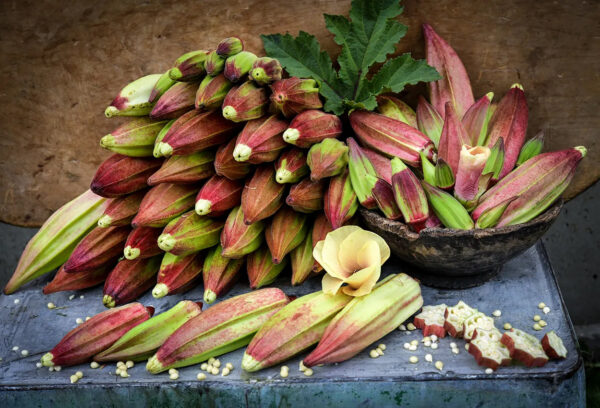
left=0, top=242, right=585, bottom=407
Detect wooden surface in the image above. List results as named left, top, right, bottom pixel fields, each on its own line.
left=0, top=0, right=598, bottom=226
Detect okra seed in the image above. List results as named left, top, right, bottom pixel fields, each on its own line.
left=168, top=368, right=178, bottom=375
left=69, top=295, right=75, bottom=300
left=422, top=336, right=431, bottom=343
left=410, top=340, right=418, bottom=346
left=226, top=363, right=233, bottom=370
left=47, top=302, right=56, bottom=309
left=435, top=361, right=444, bottom=371
left=369, top=349, right=379, bottom=358
left=409, top=345, right=417, bottom=351
left=398, top=324, right=407, bottom=331
left=450, top=342, right=457, bottom=348
left=54, top=366, right=62, bottom=372
left=90, top=362, right=99, bottom=369
left=70, top=375, right=78, bottom=384
left=211, top=367, right=219, bottom=375
left=117, top=361, right=126, bottom=368
left=407, top=323, right=416, bottom=331
left=492, top=310, right=502, bottom=317
left=36, top=362, right=42, bottom=368
left=425, top=354, right=433, bottom=362
left=378, top=344, right=386, bottom=351
left=76, top=318, right=83, bottom=324
left=533, top=315, right=541, bottom=322
left=197, top=373, right=206, bottom=380
left=299, top=361, right=307, bottom=372
left=201, top=363, right=208, bottom=370
left=21, top=350, right=29, bottom=356
left=465, top=343, right=470, bottom=351
left=169, top=372, right=179, bottom=380
left=116, top=368, right=123, bottom=375
left=126, top=361, right=134, bottom=368
left=120, top=371, right=129, bottom=378
left=222, top=368, right=230, bottom=376
left=431, top=343, right=439, bottom=350
left=485, top=368, right=493, bottom=374
left=403, top=342, right=410, bottom=349
left=539, top=320, right=547, bottom=327
left=503, top=323, right=512, bottom=330
left=409, top=356, right=419, bottom=364
left=75, top=371, right=83, bottom=379
left=14, top=299, right=20, bottom=304
left=12, top=346, right=19, bottom=351
left=543, top=306, right=550, bottom=314
left=49, top=367, right=54, bottom=372
left=376, top=347, right=384, bottom=356
left=213, top=360, right=221, bottom=368
left=430, top=335, right=438, bottom=342
left=533, top=323, right=542, bottom=331
left=208, top=357, right=216, bottom=364
left=280, top=370, right=289, bottom=378
left=85, top=317, right=91, bottom=321
left=452, top=348, right=459, bottom=355
left=304, top=368, right=313, bottom=377
left=424, top=341, right=431, bottom=347
left=80, top=295, right=84, bottom=299
left=538, top=302, right=546, bottom=309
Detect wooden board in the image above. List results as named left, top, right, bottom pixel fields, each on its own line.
left=1, top=0, right=598, bottom=226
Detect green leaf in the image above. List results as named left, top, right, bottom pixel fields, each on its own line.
left=261, top=32, right=346, bottom=114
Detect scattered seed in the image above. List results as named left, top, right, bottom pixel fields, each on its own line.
left=539, top=320, right=547, bottom=327
left=85, top=316, right=91, bottom=321
left=425, top=354, right=433, bottom=362
left=197, top=373, right=206, bottom=380
left=533, top=315, right=541, bottom=322
left=376, top=347, right=384, bottom=356
left=485, top=368, right=493, bottom=374
left=117, top=361, right=126, bottom=369
left=304, top=368, right=313, bottom=377
left=543, top=306, right=550, bottom=314
left=221, top=367, right=230, bottom=376
left=80, top=295, right=85, bottom=299
left=208, top=357, right=216, bottom=364
left=533, top=323, right=542, bottom=331
left=70, top=375, right=79, bottom=384
left=450, top=342, right=457, bottom=348
left=430, top=335, right=438, bottom=342
left=211, top=367, right=219, bottom=375
left=492, top=310, right=502, bottom=317
left=36, top=362, right=42, bottom=368
left=409, top=345, right=417, bottom=351
left=422, top=336, right=431, bottom=343
left=465, top=343, right=470, bottom=351
left=116, top=368, right=123, bottom=376
left=424, top=341, right=432, bottom=347
left=538, top=302, right=546, bottom=309
left=54, top=366, right=62, bottom=372
left=69, top=295, right=75, bottom=300
left=120, top=371, right=130, bottom=378
left=126, top=360, right=134, bottom=368
left=47, top=302, right=56, bottom=309
left=75, top=371, right=84, bottom=380
left=213, top=360, right=221, bottom=368
left=403, top=342, right=410, bottom=350
left=49, top=367, right=55, bottom=372
left=169, top=372, right=179, bottom=380
left=435, top=361, right=444, bottom=371
left=410, top=340, right=418, bottom=346
left=225, top=363, right=233, bottom=370
left=76, top=318, right=84, bottom=325
left=201, top=363, right=208, bottom=370
left=407, top=323, right=416, bottom=331
left=451, top=348, right=460, bottom=355
left=91, top=362, right=99, bottom=369
left=378, top=344, right=386, bottom=351
left=503, top=323, right=512, bottom=330
left=12, top=346, right=19, bottom=351
left=398, top=324, right=407, bottom=331
left=299, top=361, right=307, bottom=372
left=369, top=349, right=379, bottom=358
left=409, top=356, right=419, bottom=364
left=14, top=299, right=20, bottom=305
left=280, top=370, right=289, bottom=378
left=21, top=350, right=29, bottom=357
left=431, top=343, right=438, bottom=350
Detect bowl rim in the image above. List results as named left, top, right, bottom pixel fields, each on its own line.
left=359, top=199, right=563, bottom=242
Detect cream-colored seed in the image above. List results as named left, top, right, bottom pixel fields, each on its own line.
left=409, top=356, right=419, bottom=364
left=539, top=320, right=547, bottom=327
left=533, top=323, right=541, bottom=331
left=201, top=363, right=208, bottom=371
left=407, top=323, right=416, bottom=331
left=36, top=362, right=42, bottom=368
left=197, top=373, right=206, bottom=380
left=425, top=354, right=433, bottom=362
left=538, top=302, right=546, bottom=309
left=75, top=371, right=83, bottom=379
left=14, top=299, right=20, bottom=304
left=86, top=317, right=91, bottom=321
left=398, top=324, right=407, bottom=331
left=211, top=367, right=219, bottom=375
left=213, top=360, right=221, bottom=368
left=376, top=348, right=384, bottom=356
left=503, top=323, right=512, bottom=330
left=533, top=315, right=541, bottom=322
left=452, top=348, right=459, bottom=355
left=116, top=368, right=123, bottom=376
left=208, top=357, right=216, bottom=364
left=70, top=375, right=79, bottom=384
left=430, top=335, right=438, bottom=342
left=450, top=342, right=457, bottom=348
left=120, top=371, right=129, bottom=378
left=299, top=361, right=307, bottom=372
left=435, top=361, right=444, bottom=371
left=221, top=368, right=230, bottom=376
left=76, top=318, right=84, bottom=324
left=91, top=362, right=99, bottom=369
left=168, top=368, right=178, bottom=375
left=485, top=368, right=493, bottom=374
left=543, top=306, right=550, bottom=314
left=409, top=345, right=417, bottom=351
left=378, top=344, right=386, bottom=351
left=49, top=367, right=54, bottom=372
left=69, top=295, right=75, bottom=300
left=492, top=310, right=502, bottom=317
left=12, top=346, right=19, bottom=351
left=304, top=368, right=313, bottom=377
left=225, top=363, right=233, bottom=370
left=21, top=350, right=29, bottom=356
left=126, top=361, right=134, bottom=368
left=431, top=343, right=439, bottom=350
left=47, top=302, right=56, bottom=309
left=169, top=372, right=179, bottom=380
left=403, top=343, right=410, bottom=350
left=424, top=341, right=432, bottom=347
left=465, top=343, right=470, bottom=351
left=410, top=340, right=418, bottom=346
left=369, top=349, right=379, bottom=358
left=54, top=366, right=62, bottom=372
left=80, top=295, right=85, bottom=299
left=280, top=370, right=289, bottom=378
left=117, top=361, right=126, bottom=368
left=422, top=336, right=431, bottom=343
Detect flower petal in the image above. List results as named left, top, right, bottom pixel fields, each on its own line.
left=322, top=273, right=344, bottom=295
left=342, top=264, right=381, bottom=297
left=337, top=229, right=375, bottom=273
left=322, top=225, right=362, bottom=279
left=356, top=240, right=382, bottom=270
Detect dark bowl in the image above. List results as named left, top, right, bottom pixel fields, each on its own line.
left=359, top=200, right=563, bottom=289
